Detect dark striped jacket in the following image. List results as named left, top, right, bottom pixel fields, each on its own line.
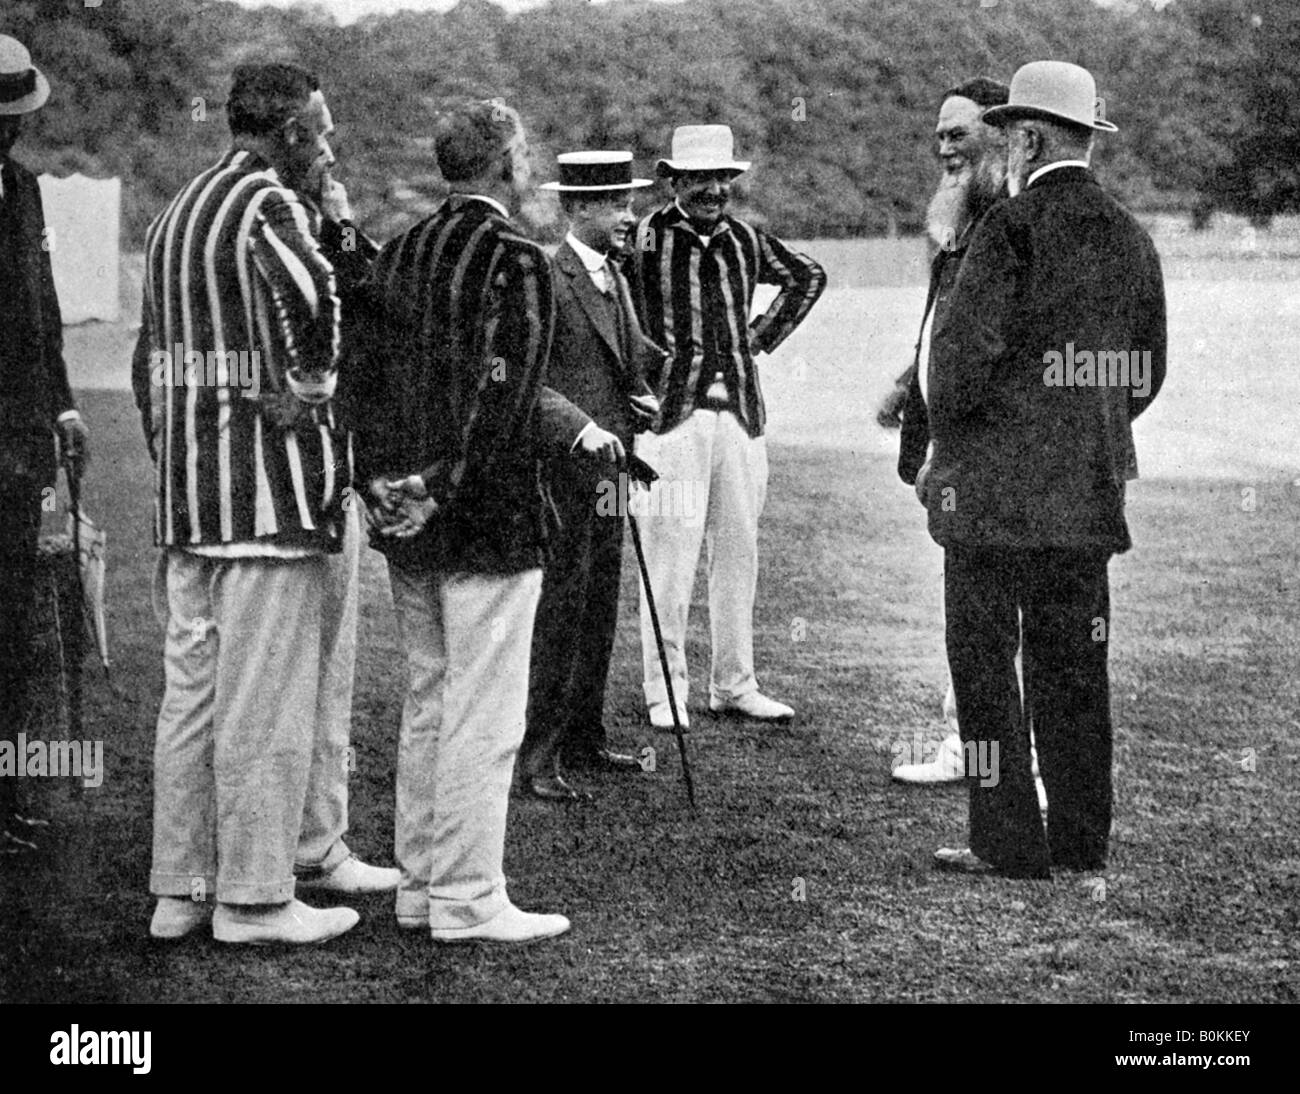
left=347, top=195, right=590, bottom=574
left=132, top=149, right=346, bottom=550
left=628, top=202, right=826, bottom=437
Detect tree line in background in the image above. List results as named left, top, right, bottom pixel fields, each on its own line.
left=6, top=0, right=1299, bottom=244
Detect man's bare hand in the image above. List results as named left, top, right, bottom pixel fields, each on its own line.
left=628, top=392, right=660, bottom=431
left=386, top=474, right=430, bottom=501
left=576, top=425, right=625, bottom=464
left=378, top=495, right=438, bottom=539
left=876, top=383, right=909, bottom=429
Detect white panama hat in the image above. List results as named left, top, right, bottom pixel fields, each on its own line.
left=654, top=125, right=751, bottom=177
left=0, top=35, right=50, bottom=116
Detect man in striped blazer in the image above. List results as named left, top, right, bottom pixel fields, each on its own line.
left=131, top=63, right=363, bottom=945
left=629, top=125, right=826, bottom=730
left=350, top=101, right=624, bottom=944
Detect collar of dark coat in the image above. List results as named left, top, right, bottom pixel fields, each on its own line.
left=1026, top=164, right=1095, bottom=192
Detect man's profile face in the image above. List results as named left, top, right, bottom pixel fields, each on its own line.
left=672, top=169, right=734, bottom=226
left=0, top=115, right=24, bottom=158
left=934, top=96, right=998, bottom=183
left=282, top=90, right=334, bottom=194
left=572, top=192, right=636, bottom=255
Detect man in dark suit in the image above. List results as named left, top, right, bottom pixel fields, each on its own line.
left=923, top=62, right=1166, bottom=878
left=351, top=102, right=624, bottom=943
left=0, top=36, right=90, bottom=847
left=518, top=152, right=664, bottom=803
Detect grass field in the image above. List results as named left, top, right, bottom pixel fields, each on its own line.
left=3, top=391, right=1298, bottom=1003
left=3, top=228, right=1298, bottom=1004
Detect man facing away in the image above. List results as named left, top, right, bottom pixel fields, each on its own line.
left=133, top=63, right=362, bottom=943
left=924, top=62, right=1166, bottom=878
left=628, top=124, right=826, bottom=730
left=350, top=101, right=624, bottom=943
left=518, top=151, right=664, bottom=803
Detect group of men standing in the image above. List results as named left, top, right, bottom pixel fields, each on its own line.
left=3, top=28, right=1166, bottom=943
left=124, top=62, right=825, bottom=945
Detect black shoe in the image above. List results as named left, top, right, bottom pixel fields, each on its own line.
left=566, top=746, right=642, bottom=773
left=520, top=773, right=593, bottom=803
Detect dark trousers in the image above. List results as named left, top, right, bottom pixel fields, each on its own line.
left=521, top=466, right=624, bottom=778
left=1, top=472, right=43, bottom=817
left=944, top=546, right=1114, bottom=877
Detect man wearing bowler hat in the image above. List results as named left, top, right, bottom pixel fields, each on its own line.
left=0, top=35, right=90, bottom=849
left=628, top=125, right=825, bottom=730
left=519, top=152, right=665, bottom=803
left=923, top=62, right=1166, bottom=877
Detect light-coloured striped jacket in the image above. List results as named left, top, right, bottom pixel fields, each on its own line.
left=133, top=149, right=346, bottom=550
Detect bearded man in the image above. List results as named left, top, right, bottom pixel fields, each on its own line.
left=882, top=78, right=1018, bottom=787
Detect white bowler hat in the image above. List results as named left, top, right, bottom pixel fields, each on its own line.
left=539, top=151, right=653, bottom=192
left=982, top=61, right=1117, bottom=133
left=654, top=125, right=751, bottom=178
left=0, top=35, right=50, bottom=116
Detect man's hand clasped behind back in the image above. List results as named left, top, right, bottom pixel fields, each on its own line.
left=369, top=474, right=438, bottom=540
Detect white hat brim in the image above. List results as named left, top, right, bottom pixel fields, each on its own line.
left=655, top=159, right=750, bottom=178
left=0, top=68, right=49, bottom=116
left=539, top=178, right=654, bottom=192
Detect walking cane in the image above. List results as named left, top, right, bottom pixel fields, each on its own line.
left=624, top=454, right=696, bottom=810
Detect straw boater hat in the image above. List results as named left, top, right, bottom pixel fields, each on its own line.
left=654, top=125, right=750, bottom=178
left=0, top=35, right=50, bottom=116
left=540, top=151, right=652, bottom=192
left=981, top=61, right=1117, bottom=133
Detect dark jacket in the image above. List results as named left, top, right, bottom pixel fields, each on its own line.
left=0, top=156, right=76, bottom=485
left=350, top=196, right=590, bottom=574
left=897, top=241, right=969, bottom=485
left=548, top=241, right=662, bottom=451
left=924, top=166, right=1166, bottom=552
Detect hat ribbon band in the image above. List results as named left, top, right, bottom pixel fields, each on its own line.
left=0, top=69, right=37, bottom=104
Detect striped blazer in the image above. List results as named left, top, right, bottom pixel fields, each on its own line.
left=348, top=195, right=590, bottom=574
left=628, top=202, right=826, bottom=437
left=132, top=149, right=346, bottom=551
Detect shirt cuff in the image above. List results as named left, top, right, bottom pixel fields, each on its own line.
left=56, top=410, right=82, bottom=424
left=571, top=420, right=600, bottom=452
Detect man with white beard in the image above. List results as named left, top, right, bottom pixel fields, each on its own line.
left=884, top=77, right=1041, bottom=803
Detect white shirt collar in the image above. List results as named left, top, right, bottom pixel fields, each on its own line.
left=565, top=231, right=609, bottom=273
left=457, top=193, right=510, bottom=219
left=1026, top=160, right=1090, bottom=189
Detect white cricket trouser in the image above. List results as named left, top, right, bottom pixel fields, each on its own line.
left=388, top=564, right=543, bottom=930
left=297, top=502, right=361, bottom=875
left=150, top=550, right=325, bottom=904
left=634, top=409, right=768, bottom=710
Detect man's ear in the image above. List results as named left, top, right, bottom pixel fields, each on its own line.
left=1024, top=125, right=1044, bottom=162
